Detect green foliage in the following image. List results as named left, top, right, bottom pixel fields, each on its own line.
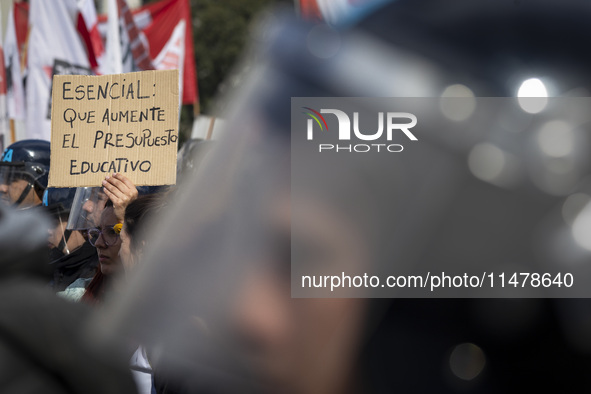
left=191, top=0, right=282, bottom=114
left=145, top=0, right=290, bottom=146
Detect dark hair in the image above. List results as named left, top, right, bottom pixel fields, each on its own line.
left=124, top=194, right=167, bottom=254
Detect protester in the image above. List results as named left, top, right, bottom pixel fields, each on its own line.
left=0, top=139, right=50, bottom=209
left=71, top=199, right=123, bottom=303
left=61, top=173, right=139, bottom=303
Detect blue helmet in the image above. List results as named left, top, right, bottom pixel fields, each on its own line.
left=0, top=140, right=50, bottom=206
left=42, top=187, right=77, bottom=220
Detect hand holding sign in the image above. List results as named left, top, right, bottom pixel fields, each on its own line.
left=48, top=70, right=179, bottom=187
left=102, top=173, right=139, bottom=223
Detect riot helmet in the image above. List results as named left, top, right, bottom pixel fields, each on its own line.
left=43, top=187, right=76, bottom=220
left=0, top=139, right=50, bottom=208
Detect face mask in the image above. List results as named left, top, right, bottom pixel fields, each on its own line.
left=48, top=229, right=72, bottom=263
left=48, top=246, right=66, bottom=263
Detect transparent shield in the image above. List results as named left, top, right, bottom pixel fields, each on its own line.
left=66, top=187, right=108, bottom=230
left=87, top=6, right=591, bottom=394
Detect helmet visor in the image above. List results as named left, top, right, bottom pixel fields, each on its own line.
left=66, top=187, right=109, bottom=230
left=0, top=162, right=29, bottom=183
left=0, top=163, right=34, bottom=206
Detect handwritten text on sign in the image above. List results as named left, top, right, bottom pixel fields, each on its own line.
left=48, top=69, right=179, bottom=187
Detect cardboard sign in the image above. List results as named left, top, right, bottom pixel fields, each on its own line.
left=48, top=69, right=179, bottom=187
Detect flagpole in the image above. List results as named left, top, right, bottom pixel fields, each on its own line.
left=9, top=119, right=15, bottom=143
left=106, top=0, right=122, bottom=74
left=206, top=116, right=215, bottom=140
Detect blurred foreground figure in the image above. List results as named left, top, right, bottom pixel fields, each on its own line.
left=176, top=139, right=215, bottom=184
left=117, top=194, right=170, bottom=393
left=94, top=1, right=591, bottom=393
left=0, top=140, right=49, bottom=209
left=0, top=204, right=136, bottom=394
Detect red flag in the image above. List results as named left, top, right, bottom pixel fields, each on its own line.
left=141, top=0, right=197, bottom=105
left=0, top=24, right=7, bottom=97
left=27, top=0, right=92, bottom=140
left=118, top=0, right=155, bottom=71
left=299, top=0, right=392, bottom=26
left=100, top=0, right=198, bottom=105
left=299, top=0, right=324, bottom=21
left=0, top=8, right=9, bottom=148
left=77, top=0, right=107, bottom=73
left=3, top=3, right=28, bottom=138
left=14, top=2, right=28, bottom=66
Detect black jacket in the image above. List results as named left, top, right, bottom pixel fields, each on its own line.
left=50, top=241, right=98, bottom=292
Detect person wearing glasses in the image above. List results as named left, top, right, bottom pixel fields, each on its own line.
left=59, top=173, right=138, bottom=302
left=60, top=199, right=123, bottom=303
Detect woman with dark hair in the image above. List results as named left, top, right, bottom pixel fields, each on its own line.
left=59, top=199, right=123, bottom=303
left=119, top=193, right=168, bottom=274
left=59, top=173, right=138, bottom=303
left=80, top=199, right=123, bottom=304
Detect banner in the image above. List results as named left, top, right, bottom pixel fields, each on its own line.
left=99, top=0, right=198, bottom=105
left=77, top=0, right=107, bottom=75
left=27, top=0, right=92, bottom=141
left=140, top=0, right=196, bottom=105
left=3, top=3, right=28, bottom=123
left=6, top=0, right=196, bottom=142
left=104, top=0, right=123, bottom=74
left=298, top=0, right=323, bottom=21
left=0, top=8, right=8, bottom=150
left=48, top=70, right=179, bottom=187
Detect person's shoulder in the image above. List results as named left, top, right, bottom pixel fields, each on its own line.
left=57, top=277, right=92, bottom=302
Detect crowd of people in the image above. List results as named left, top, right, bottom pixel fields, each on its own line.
left=0, top=133, right=174, bottom=388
